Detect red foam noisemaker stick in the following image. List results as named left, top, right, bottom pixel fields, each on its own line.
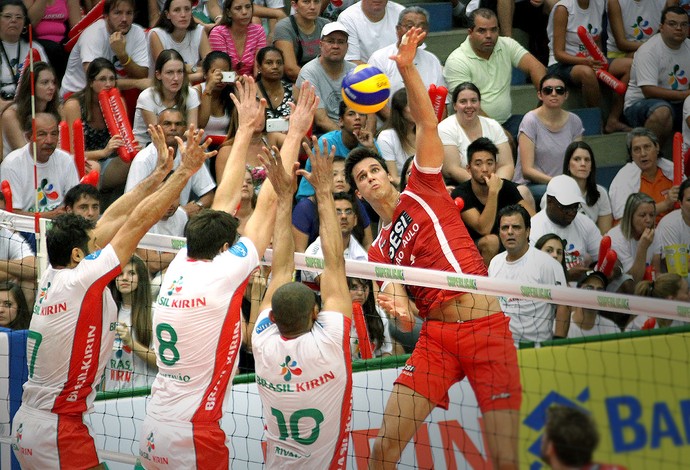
left=674, top=132, right=683, bottom=209
left=72, top=119, right=86, bottom=178
left=577, top=26, right=608, bottom=70
left=643, top=264, right=655, bottom=281
left=595, top=69, right=627, bottom=95
left=599, top=249, right=618, bottom=278
left=352, top=302, right=373, bottom=360
left=80, top=170, right=100, bottom=187
left=68, top=0, right=104, bottom=39
left=98, top=88, right=138, bottom=162
left=597, top=235, right=611, bottom=271
left=428, top=84, right=448, bottom=123
left=59, top=120, right=70, bottom=152
left=1, top=181, right=12, bottom=212
left=454, top=197, right=464, bottom=211
left=208, top=135, right=226, bottom=147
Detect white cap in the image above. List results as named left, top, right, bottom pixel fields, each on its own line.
left=321, top=22, right=349, bottom=39
left=546, top=175, right=586, bottom=206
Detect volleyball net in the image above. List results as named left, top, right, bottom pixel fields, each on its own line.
left=0, top=210, right=687, bottom=469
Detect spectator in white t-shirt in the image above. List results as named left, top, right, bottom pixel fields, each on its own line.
left=529, top=175, right=602, bottom=281
left=132, top=49, right=200, bottom=146
left=489, top=204, right=570, bottom=343
left=541, top=141, right=613, bottom=234
left=606, top=192, right=662, bottom=283
left=338, top=0, right=404, bottom=64
left=61, top=0, right=149, bottom=96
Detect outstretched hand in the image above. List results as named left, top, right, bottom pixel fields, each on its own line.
left=297, top=136, right=336, bottom=194
left=258, top=145, right=298, bottom=199
left=230, top=76, right=266, bottom=131
left=148, top=124, right=174, bottom=175
left=288, top=81, right=319, bottom=136
left=177, top=124, right=217, bottom=172
left=390, top=27, right=426, bottom=68
left=377, top=292, right=415, bottom=332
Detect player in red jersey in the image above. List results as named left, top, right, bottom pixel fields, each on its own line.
left=344, top=28, right=521, bottom=470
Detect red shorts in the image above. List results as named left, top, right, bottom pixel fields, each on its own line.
left=11, top=405, right=100, bottom=470
left=395, top=312, right=521, bottom=412
left=139, top=415, right=229, bottom=470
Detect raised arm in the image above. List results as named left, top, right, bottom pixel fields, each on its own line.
left=243, top=82, right=319, bottom=257
left=110, top=125, right=216, bottom=267
left=211, top=77, right=266, bottom=214
left=298, top=137, right=352, bottom=318
left=257, top=147, right=298, bottom=314
left=90, top=124, right=172, bottom=251
left=392, top=28, right=443, bottom=168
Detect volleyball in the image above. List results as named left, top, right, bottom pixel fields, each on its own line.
left=341, top=64, right=391, bottom=114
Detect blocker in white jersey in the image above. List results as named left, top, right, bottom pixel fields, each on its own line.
left=13, top=245, right=120, bottom=468
left=12, top=122, right=215, bottom=470
left=139, top=238, right=259, bottom=468
left=249, top=135, right=354, bottom=469
left=138, top=240, right=258, bottom=466
left=253, top=309, right=352, bottom=468
left=138, top=76, right=320, bottom=469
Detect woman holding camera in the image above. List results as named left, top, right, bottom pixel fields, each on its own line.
left=194, top=51, right=235, bottom=142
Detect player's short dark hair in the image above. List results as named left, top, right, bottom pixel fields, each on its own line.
left=47, top=214, right=96, bottom=267
left=184, top=209, right=239, bottom=260
left=345, top=147, right=389, bottom=191
left=467, top=137, right=498, bottom=164
left=545, top=405, right=599, bottom=466
left=498, top=204, right=530, bottom=230
left=63, top=184, right=101, bottom=209
left=271, top=282, right=316, bottom=335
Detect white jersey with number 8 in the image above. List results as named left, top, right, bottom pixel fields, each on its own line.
left=146, top=238, right=259, bottom=423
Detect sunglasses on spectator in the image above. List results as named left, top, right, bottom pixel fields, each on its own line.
left=541, top=86, right=566, bottom=95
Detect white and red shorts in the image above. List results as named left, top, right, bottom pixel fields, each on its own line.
left=11, top=405, right=100, bottom=470
left=138, top=415, right=229, bottom=470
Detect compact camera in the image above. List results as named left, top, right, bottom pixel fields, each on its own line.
left=266, top=118, right=289, bottom=133
left=0, top=90, right=15, bottom=101
left=221, top=71, right=237, bottom=83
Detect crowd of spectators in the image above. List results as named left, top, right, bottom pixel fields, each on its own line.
left=0, top=0, right=687, bottom=364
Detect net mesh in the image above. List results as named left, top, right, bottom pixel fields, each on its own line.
left=0, top=210, right=687, bottom=469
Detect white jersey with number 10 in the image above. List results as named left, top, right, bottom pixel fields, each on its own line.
left=252, top=309, right=352, bottom=469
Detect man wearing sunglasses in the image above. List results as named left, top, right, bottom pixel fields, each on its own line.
left=529, top=175, right=602, bottom=282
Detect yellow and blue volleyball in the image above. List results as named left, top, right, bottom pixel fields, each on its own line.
left=341, top=64, right=390, bottom=114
